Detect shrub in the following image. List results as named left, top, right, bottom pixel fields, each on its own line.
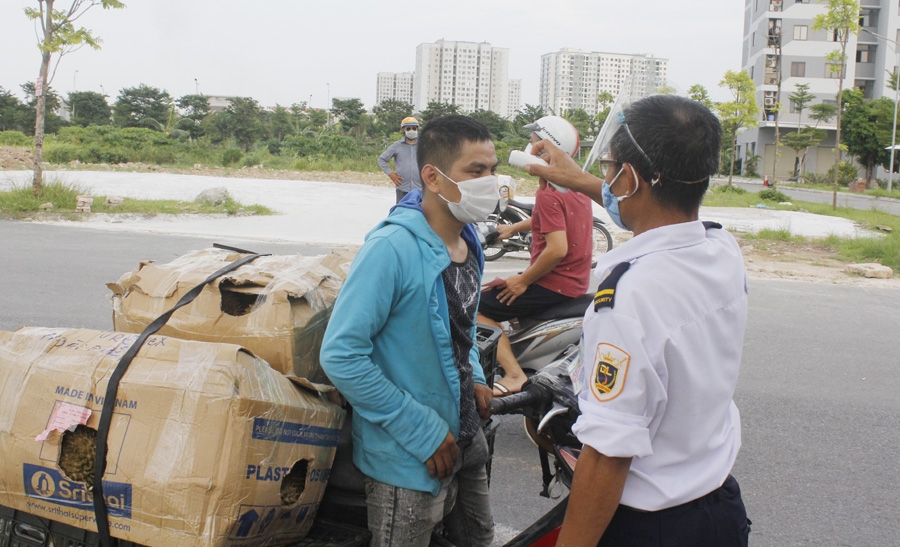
left=758, top=189, right=790, bottom=202
left=0, top=131, right=31, bottom=146
left=222, top=148, right=243, bottom=166
left=713, top=184, right=747, bottom=195
left=826, top=161, right=858, bottom=186
left=44, top=143, right=81, bottom=164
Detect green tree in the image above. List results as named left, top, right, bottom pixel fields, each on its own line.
left=688, top=84, right=715, bottom=110
left=786, top=84, right=816, bottom=177
left=226, top=97, right=266, bottom=151
left=717, top=70, right=759, bottom=184
left=24, top=0, right=125, bottom=192
left=561, top=108, right=592, bottom=140
left=513, top=104, right=547, bottom=129
left=330, top=98, right=366, bottom=134
left=420, top=101, right=461, bottom=124
left=468, top=109, right=511, bottom=139
left=840, top=88, right=895, bottom=184
left=67, top=90, right=110, bottom=126
left=113, top=84, right=172, bottom=130
left=781, top=127, right=826, bottom=179
left=175, top=93, right=209, bottom=139
left=21, top=81, right=66, bottom=135
left=267, top=105, right=294, bottom=141
left=373, top=98, right=414, bottom=136
left=0, top=87, right=30, bottom=133
left=813, top=0, right=860, bottom=204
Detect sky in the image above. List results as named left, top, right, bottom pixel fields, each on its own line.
left=1, top=0, right=745, bottom=112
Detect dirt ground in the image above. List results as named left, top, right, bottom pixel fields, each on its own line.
left=737, top=239, right=899, bottom=288
left=3, top=147, right=897, bottom=288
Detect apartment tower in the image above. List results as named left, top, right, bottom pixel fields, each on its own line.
left=539, top=48, right=668, bottom=117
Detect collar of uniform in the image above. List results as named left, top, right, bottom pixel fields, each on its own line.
left=593, top=220, right=710, bottom=277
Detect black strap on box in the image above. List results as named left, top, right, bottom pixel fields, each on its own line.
left=92, top=246, right=267, bottom=547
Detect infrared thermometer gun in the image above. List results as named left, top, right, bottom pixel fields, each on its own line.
left=508, top=150, right=568, bottom=193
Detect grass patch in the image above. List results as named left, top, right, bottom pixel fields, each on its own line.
left=743, top=228, right=807, bottom=243
left=709, top=186, right=900, bottom=271
left=0, top=180, right=273, bottom=218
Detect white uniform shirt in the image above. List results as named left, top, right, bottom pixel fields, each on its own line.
left=572, top=220, right=748, bottom=511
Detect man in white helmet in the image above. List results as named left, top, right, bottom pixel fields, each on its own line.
left=378, top=116, right=423, bottom=203
left=477, top=116, right=594, bottom=396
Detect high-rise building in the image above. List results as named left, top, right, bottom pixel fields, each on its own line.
left=737, top=0, right=899, bottom=178
left=539, top=48, right=668, bottom=117
left=508, top=79, right=522, bottom=119
left=413, top=40, right=511, bottom=117
left=376, top=72, right=415, bottom=106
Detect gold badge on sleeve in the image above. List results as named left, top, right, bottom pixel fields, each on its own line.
left=590, top=343, right=630, bottom=402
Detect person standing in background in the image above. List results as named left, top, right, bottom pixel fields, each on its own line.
left=379, top=116, right=422, bottom=203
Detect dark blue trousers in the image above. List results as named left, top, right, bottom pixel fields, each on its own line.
left=598, top=475, right=751, bottom=547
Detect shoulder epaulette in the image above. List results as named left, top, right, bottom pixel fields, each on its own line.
left=593, top=261, right=631, bottom=311
left=703, top=221, right=722, bottom=230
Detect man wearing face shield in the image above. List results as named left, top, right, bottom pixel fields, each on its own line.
left=321, top=115, right=498, bottom=547
left=526, top=95, right=751, bottom=546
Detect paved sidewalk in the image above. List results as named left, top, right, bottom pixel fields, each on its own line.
left=0, top=170, right=875, bottom=245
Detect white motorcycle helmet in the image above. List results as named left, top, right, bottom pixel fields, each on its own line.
left=523, top=116, right=580, bottom=158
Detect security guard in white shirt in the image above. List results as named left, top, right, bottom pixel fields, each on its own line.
left=527, top=94, right=751, bottom=546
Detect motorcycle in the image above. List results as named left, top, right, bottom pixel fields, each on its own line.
left=478, top=185, right=614, bottom=265
left=488, top=347, right=583, bottom=546
left=307, top=345, right=584, bottom=547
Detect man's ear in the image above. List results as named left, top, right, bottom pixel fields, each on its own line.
left=421, top=164, right=441, bottom=193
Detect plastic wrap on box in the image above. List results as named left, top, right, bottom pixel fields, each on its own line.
left=0, top=327, right=345, bottom=547
left=108, top=248, right=355, bottom=380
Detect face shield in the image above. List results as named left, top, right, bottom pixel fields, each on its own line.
left=582, top=78, right=679, bottom=175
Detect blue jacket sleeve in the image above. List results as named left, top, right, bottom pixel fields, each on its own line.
left=320, top=236, right=450, bottom=462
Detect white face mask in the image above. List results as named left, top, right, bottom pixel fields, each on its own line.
left=404, top=129, right=418, bottom=140
left=433, top=167, right=500, bottom=224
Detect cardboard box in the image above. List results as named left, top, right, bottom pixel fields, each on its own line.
left=108, top=248, right=354, bottom=381
left=0, top=328, right=346, bottom=547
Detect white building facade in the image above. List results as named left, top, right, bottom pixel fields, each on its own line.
left=737, top=0, right=900, bottom=178
left=539, top=48, right=668, bottom=117
left=413, top=40, right=511, bottom=117
left=376, top=72, right=415, bottom=106
left=508, top=79, right=522, bottom=119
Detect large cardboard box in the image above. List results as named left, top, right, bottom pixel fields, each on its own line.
left=0, top=328, right=345, bottom=547
left=108, top=248, right=354, bottom=381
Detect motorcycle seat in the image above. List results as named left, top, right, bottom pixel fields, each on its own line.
left=526, top=293, right=594, bottom=322
left=507, top=198, right=534, bottom=214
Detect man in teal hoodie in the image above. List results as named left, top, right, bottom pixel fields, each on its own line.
left=321, top=115, right=499, bottom=547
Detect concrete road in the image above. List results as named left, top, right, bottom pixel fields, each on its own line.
left=2, top=222, right=899, bottom=546
left=720, top=176, right=900, bottom=216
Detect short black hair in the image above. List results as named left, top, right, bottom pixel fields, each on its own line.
left=417, top=115, right=493, bottom=173
left=610, top=95, right=722, bottom=214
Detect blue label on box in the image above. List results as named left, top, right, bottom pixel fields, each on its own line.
left=251, top=418, right=340, bottom=447
left=23, top=464, right=133, bottom=519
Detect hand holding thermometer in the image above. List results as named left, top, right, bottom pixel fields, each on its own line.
left=508, top=150, right=568, bottom=193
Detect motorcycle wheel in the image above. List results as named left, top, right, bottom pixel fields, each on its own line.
left=482, top=213, right=507, bottom=261
left=591, top=221, right=613, bottom=267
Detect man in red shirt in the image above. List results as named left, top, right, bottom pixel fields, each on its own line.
left=477, top=117, right=594, bottom=395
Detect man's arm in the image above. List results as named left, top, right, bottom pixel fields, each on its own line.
left=526, top=140, right=605, bottom=204
left=556, top=445, right=632, bottom=547
left=496, top=230, right=567, bottom=304
left=377, top=143, right=401, bottom=185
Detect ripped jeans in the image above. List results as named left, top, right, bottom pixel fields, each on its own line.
left=364, top=428, right=494, bottom=547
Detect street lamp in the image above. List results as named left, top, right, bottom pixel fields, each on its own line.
left=862, top=28, right=899, bottom=193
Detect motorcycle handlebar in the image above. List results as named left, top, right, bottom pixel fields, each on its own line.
left=489, top=384, right=547, bottom=415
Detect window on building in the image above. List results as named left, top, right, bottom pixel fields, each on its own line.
left=791, top=62, right=806, bottom=77
left=793, top=25, right=808, bottom=40
left=826, top=29, right=841, bottom=42
left=752, top=31, right=757, bottom=46
left=826, top=63, right=846, bottom=78
left=857, top=45, right=875, bottom=63
left=796, top=0, right=808, bottom=3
